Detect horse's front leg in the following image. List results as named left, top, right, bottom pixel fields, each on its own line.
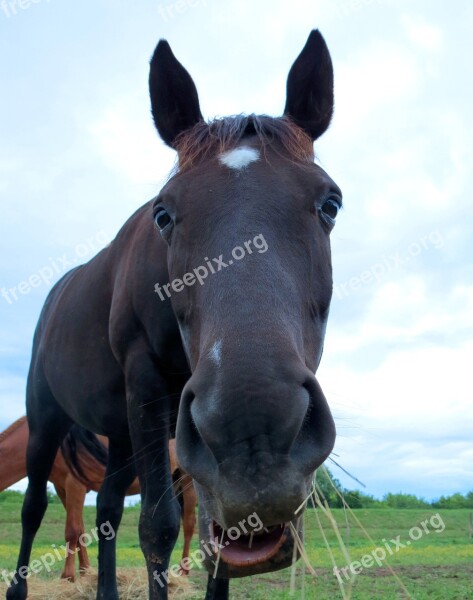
left=126, top=356, right=181, bottom=600
left=205, top=575, right=229, bottom=600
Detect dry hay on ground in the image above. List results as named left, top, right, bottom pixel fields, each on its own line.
left=0, top=568, right=195, bottom=600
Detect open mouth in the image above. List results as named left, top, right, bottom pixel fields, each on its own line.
left=197, top=501, right=302, bottom=578
left=210, top=521, right=288, bottom=567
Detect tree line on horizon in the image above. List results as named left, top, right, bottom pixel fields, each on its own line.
left=314, top=468, right=473, bottom=509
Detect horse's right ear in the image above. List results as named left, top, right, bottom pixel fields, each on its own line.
left=149, top=40, right=203, bottom=148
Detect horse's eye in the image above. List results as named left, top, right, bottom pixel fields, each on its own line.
left=154, top=208, right=172, bottom=231
left=319, top=197, right=341, bottom=225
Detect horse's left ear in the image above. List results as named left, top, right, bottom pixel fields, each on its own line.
left=284, top=30, right=334, bottom=141
left=149, top=40, right=203, bottom=147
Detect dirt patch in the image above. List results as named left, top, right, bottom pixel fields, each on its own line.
left=0, top=568, right=195, bottom=600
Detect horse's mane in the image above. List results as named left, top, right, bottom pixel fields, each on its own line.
left=0, top=416, right=26, bottom=444
left=174, top=114, right=314, bottom=173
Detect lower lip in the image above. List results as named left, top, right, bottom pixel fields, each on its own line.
left=210, top=521, right=288, bottom=567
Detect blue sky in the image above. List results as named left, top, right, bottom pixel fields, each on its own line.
left=0, top=0, right=472, bottom=502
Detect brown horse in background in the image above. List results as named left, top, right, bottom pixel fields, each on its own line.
left=0, top=417, right=196, bottom=580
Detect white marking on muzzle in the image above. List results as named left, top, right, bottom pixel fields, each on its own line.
left=209, top=340, right=223, bottom=367
left=219, top=146, right=260, bottom=170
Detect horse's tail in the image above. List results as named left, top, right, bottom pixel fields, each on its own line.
left=60, top=425, right=108, bottom=488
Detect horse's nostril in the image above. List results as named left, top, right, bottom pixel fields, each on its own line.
left=290, top=376, right=336, bottom=474
left=301, top=382, right=314, bottom=425
left=176, top=388, right=218, bottom=487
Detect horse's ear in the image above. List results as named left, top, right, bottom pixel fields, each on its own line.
left=284, top=30, right=334, bottom=141
left=149, top=40, right=203, bottom=147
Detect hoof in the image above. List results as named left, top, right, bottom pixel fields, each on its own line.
left=6, top=581, right=27, bottom=600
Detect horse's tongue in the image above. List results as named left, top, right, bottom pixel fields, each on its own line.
left=213, top=522, right=286, bottom=567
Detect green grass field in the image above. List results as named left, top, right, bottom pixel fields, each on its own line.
left=0, top=499, right=472, bottom=599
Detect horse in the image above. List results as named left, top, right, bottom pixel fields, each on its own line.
left=7, top=29, right=340, bottom=600
left=0, top=417, right=196, bottom=580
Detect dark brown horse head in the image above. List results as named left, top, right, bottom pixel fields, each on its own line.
left=149, top=30, right=339, bottom=576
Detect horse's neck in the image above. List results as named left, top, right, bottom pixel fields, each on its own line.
left=0, top=416, right=28, bottom=490
left=0, top=415, right=27, bottom=444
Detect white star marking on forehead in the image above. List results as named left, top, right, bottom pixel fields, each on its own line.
left=219, top=146, right=260, bottom=170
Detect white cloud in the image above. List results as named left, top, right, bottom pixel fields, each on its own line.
left=329, top=278, right=473, bottom=354
left=88, top=93, right=175, bottom=186
left=401, top=14, right=444, bottom=52
left=321, top=286, right=473, bottom=497
left=332, top=43, right=421, bottom=138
